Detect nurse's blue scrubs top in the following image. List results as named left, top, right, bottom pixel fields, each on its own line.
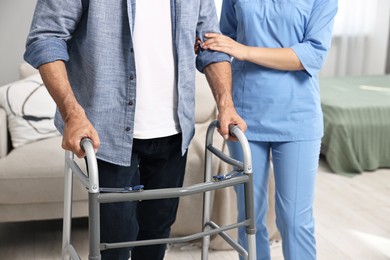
left=220, top=0, right=338, bottom=142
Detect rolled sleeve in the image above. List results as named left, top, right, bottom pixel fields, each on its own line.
left=24, top=38, right=69, bottom=69
left=291, top=42, right=322, bottom=77
left=195, top=0, right=231, bottom=72
left=23, top=0, right=85, bottom=68
left=196, top=50, right=231, bottom=72
left=292, top=0, right=338, bottom=77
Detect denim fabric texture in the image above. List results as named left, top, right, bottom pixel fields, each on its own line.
left=98, top=133, right=187, bottom=260
left=24, top=0, right=230, bottom=166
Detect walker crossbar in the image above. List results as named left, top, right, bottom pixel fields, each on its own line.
left=62, top=120, right=256, bottom=260
left=100, top=220, right=250, bottom=250
left=97, top=175, right=248, bottom=203
left=206, top=145, right=244, bottom=169
left=65, top=157, right=89, bottom=188
left=65, top=244, right=81, bottom=260
left=205, top=221, right=248, bottom=258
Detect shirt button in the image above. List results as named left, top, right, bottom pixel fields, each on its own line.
left=128, top=101, right=133, bottom=106
left=125, top=127, right=131, bottom=132
left=129, top=75, right=134, bottom=80
left=130, top=48, right=134, bottom=53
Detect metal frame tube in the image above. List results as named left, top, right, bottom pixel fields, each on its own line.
left=231, top=124, right=257, bottom=260
left=97, top=176, right=248, bottom=203
left=65, top=158, right=89, bottom=188
left=88, top=193, right=101, bottom=260
left=201, top=121, right=216, bottom=260
left=80, top=138, right=99, bottom=194
left=205, top=221, right=248, bottom=258
left=78, top=139, right=101, bottom=260
left=200, top=120, right=257, bottom=260
left=62, top=120, right=256, bottom=259
left=101, top=221, right=248, bottom=250
left=62, top=151, right=73, bottom=260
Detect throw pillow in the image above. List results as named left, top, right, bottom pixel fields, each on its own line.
left=0, top=73, right=60, bottom=148
left=19, top=62, right=39, bottom=79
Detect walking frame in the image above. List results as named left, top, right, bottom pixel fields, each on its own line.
left=62, top=120, right=257, bottom=260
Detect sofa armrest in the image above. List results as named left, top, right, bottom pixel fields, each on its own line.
left=0, top=107, right=8, bottom=158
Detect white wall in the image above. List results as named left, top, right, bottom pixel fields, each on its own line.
left=364, top=0, right=390, bottom=75
left=320, top=0, right=390, bottom=77
left=387, top=16, right=390, bottom=74
left=2, top=0, right=386, bottom=86
left=0, top=0, right=37, bottom=86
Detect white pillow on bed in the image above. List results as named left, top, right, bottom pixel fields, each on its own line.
left=0, top=73, right=60, bottom=148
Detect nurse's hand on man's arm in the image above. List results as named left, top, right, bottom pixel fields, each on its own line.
left=202, top=33, right=249, bottom=61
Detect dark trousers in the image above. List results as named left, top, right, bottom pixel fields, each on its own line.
left=98, top=133, right=187, bottom=260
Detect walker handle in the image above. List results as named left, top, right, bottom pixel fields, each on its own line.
left=214, top=121, right=239, bottom=137
left=80, top=138, right=93, bottom=152
left=207, top=120, right=252, bottom=173
left=80, top=138, right=99, bottom=193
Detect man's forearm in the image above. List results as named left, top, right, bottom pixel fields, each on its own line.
left=203, top=61, right=247, bottom=139
left=203, top=61, right=234, bottom=112
left=38, top=60, right=84, bottom=122
left=38, top=60, right=99, bottom=156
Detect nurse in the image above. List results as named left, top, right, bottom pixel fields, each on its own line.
left=202, top=0, right=338, bottom=259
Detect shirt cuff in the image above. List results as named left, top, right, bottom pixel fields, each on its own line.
left=196, top=49, right=231, bottom=73
left=24, top=38, right=70, bottom=69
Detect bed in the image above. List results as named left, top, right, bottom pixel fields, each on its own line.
left=319, top=75, right=390, bottom=174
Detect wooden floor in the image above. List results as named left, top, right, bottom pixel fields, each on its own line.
left=0, top=158, right=389, bottom=260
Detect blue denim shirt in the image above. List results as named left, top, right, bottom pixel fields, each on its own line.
left=24, top=0, right=230, bottom=166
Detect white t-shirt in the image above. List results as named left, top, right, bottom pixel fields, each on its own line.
left=133, top=0, right=180, bottom=139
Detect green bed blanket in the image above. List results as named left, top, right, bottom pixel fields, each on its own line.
left=320, top=75, right=390, bottom=174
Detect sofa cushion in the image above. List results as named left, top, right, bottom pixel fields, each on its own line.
left=0, top=74, right=60, bottom=148
left=0, top=136, right=87, bottom=204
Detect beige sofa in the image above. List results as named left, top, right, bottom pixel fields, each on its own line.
left=0, top=64, right=279, bottom=249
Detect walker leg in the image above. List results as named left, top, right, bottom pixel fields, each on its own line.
left=62, top=151, right=73, bottom=260
left=89, top=193, right=101, bottom=260
left=245, top=173, right=256, bottom=260
left=201, top=147, right=214, bottom=260
left=201, top=190, right=211, bottom=260
left=247, top=234, right=257, bottom=260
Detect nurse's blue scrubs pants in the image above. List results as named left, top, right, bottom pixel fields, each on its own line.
left=228, top=139, right=321, bottom=260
